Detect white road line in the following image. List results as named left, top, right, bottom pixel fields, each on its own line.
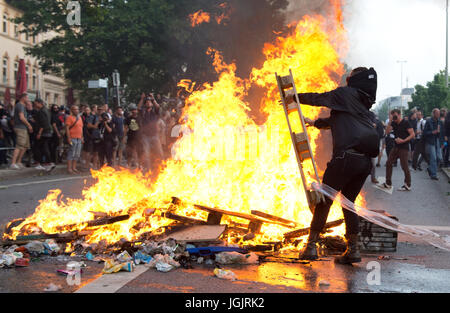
left=75, top=265, right=150, bottom=293
left=0, top=175, right=91, bottom=189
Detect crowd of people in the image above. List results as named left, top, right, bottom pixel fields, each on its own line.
left=0, top=92, right=185, bottom=174
left=374, top=107, right=450, bottom=191
left=1, top=91, right=450, bottom=187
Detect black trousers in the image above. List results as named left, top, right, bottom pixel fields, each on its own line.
left=98, top=140, right=114, bottom=167
left=310, top=152, right=372, bottom=236
left=412, top=137, right=428, bottom=168
left=35, top=136, right=51, bottom=164
left=385, top=137, right=394, bottom=160
left=49, top=135, right=60, bottom=163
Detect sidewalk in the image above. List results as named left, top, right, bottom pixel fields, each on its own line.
left=0, top=164, right=69, bottom=181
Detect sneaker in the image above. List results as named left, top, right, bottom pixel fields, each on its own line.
left=398, top=185, right=411, bottom=191
left=379, top=182, right=392, bottom=189
left=35, top=165, right=46, bottom=170
left=431, top=176, right=439, bottom=181
left=17, top=163, right=25, bottom=169
left=45, top=164, right=56, bottom=172
left=9, top=164, right=20, bottom=170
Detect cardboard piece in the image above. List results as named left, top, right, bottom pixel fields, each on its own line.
left=161, top=225, right=227, bottom=242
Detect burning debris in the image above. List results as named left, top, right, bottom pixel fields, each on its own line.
left=0, top=195, right=355, bottom=275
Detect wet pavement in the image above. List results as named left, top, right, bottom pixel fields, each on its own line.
left=0, top=159, right=449, bottom=293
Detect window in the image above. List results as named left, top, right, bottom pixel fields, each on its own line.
left=3, top=15, right=7, bottom=34
left=54, top=94, right=59, bottom=106
left=14, top=62, right=18, bottom=82
left=45, top=93, right=49, bottom=104
left=14, top=24, right=18, bottom=38
left=2, top=58, right=7, bottom=84
left=25, top=65, right=29, bottom=85
left=32, top=69, right=36, bottom=89
left=25, top=31, right=29, bottom=42
left=32, top=35, right=36, bottom=44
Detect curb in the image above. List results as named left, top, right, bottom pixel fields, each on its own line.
left=442, top=167, right=450, bottom=183
left=0, top=165, right=69, bottom=182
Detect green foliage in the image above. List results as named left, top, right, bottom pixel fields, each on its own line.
left=409, top=71, right=449, bottom=116
left=376, top=99, right=390, bottom=122
left=10, top=0, right=289, bottom=105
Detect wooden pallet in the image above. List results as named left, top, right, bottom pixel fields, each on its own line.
left=171, top=197, right=294, bottom=234
left=283, top=219, right=344, bottom=239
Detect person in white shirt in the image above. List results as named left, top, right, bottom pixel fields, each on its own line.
left=412, top=110, right=428, bottom=171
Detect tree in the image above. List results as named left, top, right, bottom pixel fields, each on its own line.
left=409, top=71, right=449, bottom=116
left=10, top=0, right=289, bottom=105
left=376, top=98, right=390, bottom=122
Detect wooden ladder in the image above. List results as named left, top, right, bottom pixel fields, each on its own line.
left=275, top=69, right=325, bottom=213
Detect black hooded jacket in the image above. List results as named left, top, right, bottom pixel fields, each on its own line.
left=297, top=86, right=380, bottom=158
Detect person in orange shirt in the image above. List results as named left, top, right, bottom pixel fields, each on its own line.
left=65, top=105, right=84, bottom=174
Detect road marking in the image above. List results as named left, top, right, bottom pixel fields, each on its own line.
left=0, top=175, right=91, bottom=190
left=75, top=265, right=150, bottom=293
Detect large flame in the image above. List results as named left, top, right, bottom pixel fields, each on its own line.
left=8, top=1, right=366, bottom=245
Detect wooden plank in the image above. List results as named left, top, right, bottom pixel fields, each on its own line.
left=206, top=212, right=223, bottom=225
left=16, top=232, right=75, bottom=241
left=251, top=210, right=298, bottom=228
left=284, top=219, right=344, bottom=239
left=0, top=232, right=78, bottom=246
left=162, top=212, right=207, bottom=225
left=55, top=214, right=130, bottom=231
left=248, top=221, right=263, bottom=234
left=193, top=204, right=269, bottom=223
left=224, top=226, right=248, bottom=234
left=172, top=197, right=281, bottom=226
left=89, top=211, right=109, bottom=218
left=159, top=225, right=227, bottom=242
left=1, top=240, right=35, bottom=246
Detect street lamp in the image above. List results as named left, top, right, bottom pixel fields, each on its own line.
left=112, top=70, right=121, bottom=107
left=446, top=0, right=448, bottom=88
left=397, top=60, right=407, bottom=94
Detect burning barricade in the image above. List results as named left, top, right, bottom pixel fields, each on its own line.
left=0, top=192, right=355, bottom=277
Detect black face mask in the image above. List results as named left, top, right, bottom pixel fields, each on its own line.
left=347, top=67, right=378, bottom=104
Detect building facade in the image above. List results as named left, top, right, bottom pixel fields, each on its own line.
left=0, top=0, right=69, bottom=106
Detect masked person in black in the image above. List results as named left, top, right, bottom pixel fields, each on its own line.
left=286, top=67, right=380, bottom=264
left=98, top=112, right=115, bottom=167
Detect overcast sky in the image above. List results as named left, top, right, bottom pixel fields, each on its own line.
left=343, top=0, right=447, bottom=105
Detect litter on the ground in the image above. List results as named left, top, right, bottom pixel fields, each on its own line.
left=214, top=268, right=237, bottom=281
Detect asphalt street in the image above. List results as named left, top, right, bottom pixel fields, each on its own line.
left=0, top=159, right=449, bottom=293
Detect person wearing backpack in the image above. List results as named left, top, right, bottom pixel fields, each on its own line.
left=286, top=67, right=380, bottom=264
left=87, top=105, right=103, bottom=169
left=33, top=99, right=54, bottom=171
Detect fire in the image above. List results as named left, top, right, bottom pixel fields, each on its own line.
left=189, top=3, right=231, bottom=28
left=189, top=10, right=211, bottom=27
left=177, top=79, right=196, bottom=94
left=7, top=1, right=361, bottom=246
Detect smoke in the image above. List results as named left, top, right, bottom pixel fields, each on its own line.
left=285, top=0, right=334, bottom=23
left=342, top=0, right=447, bottom=103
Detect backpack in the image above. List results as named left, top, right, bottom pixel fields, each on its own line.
left=89, top=115, right=102, bottom=143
